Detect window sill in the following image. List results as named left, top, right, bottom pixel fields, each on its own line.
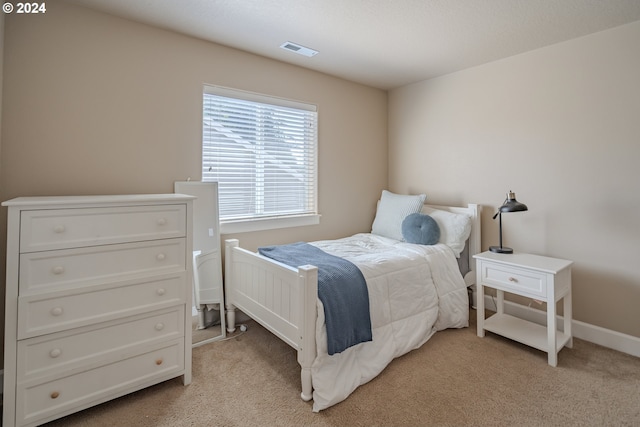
left=220, top=214, right=321, bottom=234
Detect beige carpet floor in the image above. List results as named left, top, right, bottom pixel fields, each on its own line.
left=43, top=309, right=640, bottom=426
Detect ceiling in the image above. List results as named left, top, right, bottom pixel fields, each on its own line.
left=68, top=0, right=640, bottom=90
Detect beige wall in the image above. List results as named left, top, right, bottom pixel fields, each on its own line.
left=0, top=13, right=5, bottom=362
left=389, top=21, right=640, bottom=337
left=1, top=1, right=388, bottom=241
left=0, top=2, right=387, bottom=363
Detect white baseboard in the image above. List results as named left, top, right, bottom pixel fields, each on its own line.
left=480, top=294, right=640, bottom=358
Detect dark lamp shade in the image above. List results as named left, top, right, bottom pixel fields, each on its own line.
left=499, top=192, right=528, bottom=213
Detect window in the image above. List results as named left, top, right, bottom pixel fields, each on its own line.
left=202, top=85, right=319, bottom=233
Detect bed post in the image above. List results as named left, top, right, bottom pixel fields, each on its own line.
left=297, top=264, right=318, bottom=402
left=467, top=204, right=481, bottom=266
left=466, top=204, right=482, bottom=307
left=225, top=239, right=239, bottom=333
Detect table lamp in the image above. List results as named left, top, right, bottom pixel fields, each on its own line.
left=490, top=191, right=528, bottom=254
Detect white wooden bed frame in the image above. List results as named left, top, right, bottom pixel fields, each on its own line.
left=224, top=203, right=481, bottom=402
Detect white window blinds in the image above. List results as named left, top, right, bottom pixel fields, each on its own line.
left=202, top=86, right=318, bottom=222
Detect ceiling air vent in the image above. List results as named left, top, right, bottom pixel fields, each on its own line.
left=280, top=41, right=318, bottom=57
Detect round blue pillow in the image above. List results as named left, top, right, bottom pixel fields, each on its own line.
left=401, top=213, right=440, bottom=245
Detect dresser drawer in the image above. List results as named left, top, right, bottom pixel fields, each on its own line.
left=17, top=339, right=185, bottom=427
left=18, top=307, right=184, bottom=380
left=18, top=273, right=186, bottom=339
left=20, top=239, right=186, bottom=294
left=20, top=204, right=186, bottom=253
left=481, top=262, right=547, bottom=298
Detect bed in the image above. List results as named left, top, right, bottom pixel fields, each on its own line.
left=224, top=194, right=481, bottom=411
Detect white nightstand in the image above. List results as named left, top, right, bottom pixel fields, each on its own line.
left=474, top=251, right=573, bottom=366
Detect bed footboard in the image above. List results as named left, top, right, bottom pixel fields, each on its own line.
left=224, top=239, right=318, bottom=401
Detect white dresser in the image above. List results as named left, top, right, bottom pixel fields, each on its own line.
left=2, top=194, right=194, bottom=426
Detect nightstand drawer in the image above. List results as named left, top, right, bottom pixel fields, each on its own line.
left=482, top=263, right=547, bottom=299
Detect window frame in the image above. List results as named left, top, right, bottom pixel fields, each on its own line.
left=202, top=85, right=320, bottom=234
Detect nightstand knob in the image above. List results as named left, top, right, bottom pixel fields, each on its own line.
left=52, top=266, right=65, bottom=275
left=157, top=218, right=167, bottom=226
left=156, top=253, right=166, bottom=261
left=156, top=288, right=166, bottom=296
left=53, top=225, right=66, bottom=234
left=156, top=358, right=163, bottom=366
left=50, top=307, right=64, bottom=316
left=155, top=322, right=165, bottom=331
left=50, top=391, right=60, bottom=399
left=508, top=277, right=518, bottom=283
left=49, top=348, right=62, bottom=358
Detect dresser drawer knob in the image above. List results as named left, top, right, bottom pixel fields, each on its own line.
left=50, top=307, right=64, bottom=316
left=157, top=218, right=167, bottom=226
left=155, top=322, right=165, bottom=331
left=156, top=358, right=163, bottom=366
left=49, top=348, right=62, bottom=358
left=53, top=225, right=66, bottom=234
left=156, top=288, right=166, bottom=296
left=50, top=391, right=60, bottom=399
left=156, top=253, right=166, bottom=261
left=52, top=266, right=65, bottom=275
left=508, top=277, right=518, bottom=283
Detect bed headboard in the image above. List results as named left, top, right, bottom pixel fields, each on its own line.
left=423, top=203, right=482, bottom=288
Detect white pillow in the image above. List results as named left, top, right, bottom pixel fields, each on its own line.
left=371, top=190, right=426, bottom=241
left=421, top=206, right=471, bottom=257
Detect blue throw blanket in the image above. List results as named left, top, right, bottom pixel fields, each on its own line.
left=258, top=242, right=372, bottom=355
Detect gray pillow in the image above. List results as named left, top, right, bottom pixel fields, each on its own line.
left=371, top=190, right=426, bottom=241
left=401, top=213, right=440, bottom=245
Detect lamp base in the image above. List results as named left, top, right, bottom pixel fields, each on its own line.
left=489, top=246, right=513, bottom=254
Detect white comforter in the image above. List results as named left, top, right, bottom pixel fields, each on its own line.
left=309, top=233, right=469, bottom=411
